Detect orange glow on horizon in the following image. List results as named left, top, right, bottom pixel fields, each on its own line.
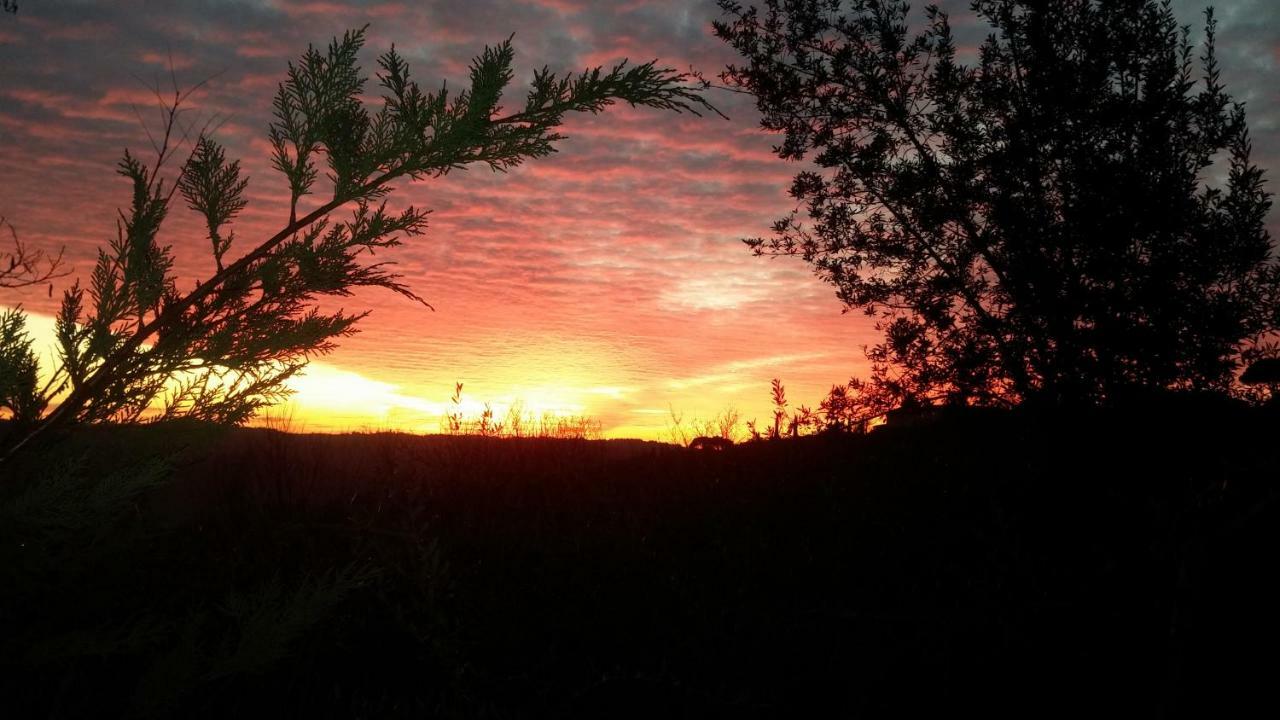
left=5, top=310, right=862, bottom=442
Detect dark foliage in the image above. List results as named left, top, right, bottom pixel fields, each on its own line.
left=2, top=406, right=1277, bottom=717
left=1241, top=357, right=1280, bottom=385
left=0, top=309, right=46, bottom=424
left=715, top=0, right=1279, bottom=407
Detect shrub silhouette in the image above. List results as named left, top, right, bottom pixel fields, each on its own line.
left=1241, top=357, right=1280, bottom=405
left=1241, top=358, right=1280, bottom=387
left=688, top=435, right=733, bottom=451
left=6, top=409, right=1277, bottom=716
left=0, top=27, right=717, bottom=461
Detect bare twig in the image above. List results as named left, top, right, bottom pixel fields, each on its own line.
left=0, top=216, right=69, bottom=290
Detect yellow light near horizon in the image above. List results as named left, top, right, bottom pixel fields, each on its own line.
left=271, top=363, right=446, bottom=433
left=4, top=308, right=785, bottom=442
left=5, top=309, right=453, bottom=434
left=500, top=386, right=587, bottom=417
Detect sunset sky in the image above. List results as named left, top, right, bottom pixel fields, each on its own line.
left=2, top=0, right=1277, bottom=439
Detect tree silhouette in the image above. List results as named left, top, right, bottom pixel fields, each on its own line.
left=0, top=27, right=717, bottom=460
left=715, top=0, right=1278, bottom=407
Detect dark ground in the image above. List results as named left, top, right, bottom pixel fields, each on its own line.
left=1, top=401, right=1277, bottom=718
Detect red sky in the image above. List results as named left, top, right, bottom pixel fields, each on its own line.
left=1, top=0, right=1276, bottom=438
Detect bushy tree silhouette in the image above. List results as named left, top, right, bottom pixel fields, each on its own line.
left=715, top=0, right=1278, bottom=408
left=0, top=27, right=716, bottom=460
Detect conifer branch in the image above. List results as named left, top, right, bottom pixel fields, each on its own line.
left=0, top=27, right=718, bottom=462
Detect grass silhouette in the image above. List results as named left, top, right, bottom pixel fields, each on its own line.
left=2, top=398, right=1277, bottom=717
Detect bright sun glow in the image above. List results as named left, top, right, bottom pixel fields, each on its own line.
left=10, top=310, right=622, bottom=435
left=6, top=308, right=852, bottom=441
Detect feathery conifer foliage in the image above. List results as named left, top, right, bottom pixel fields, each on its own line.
left=0, top=309, right=46, bottom=424
left=715, top=0, right=1278, bottom=408
left=0, top=27, right=716, bottom=460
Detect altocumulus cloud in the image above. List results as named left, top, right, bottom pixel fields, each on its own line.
left=0, top=0, right=1275, bottom=436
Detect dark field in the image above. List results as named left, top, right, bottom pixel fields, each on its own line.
left=2, top=403, right=1278, bottom=718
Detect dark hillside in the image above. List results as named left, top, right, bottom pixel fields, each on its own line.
left=2, top=404, right=1277, bottom=717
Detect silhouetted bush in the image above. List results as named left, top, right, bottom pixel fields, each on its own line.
left=3, top=406, right=1276, bottom=717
